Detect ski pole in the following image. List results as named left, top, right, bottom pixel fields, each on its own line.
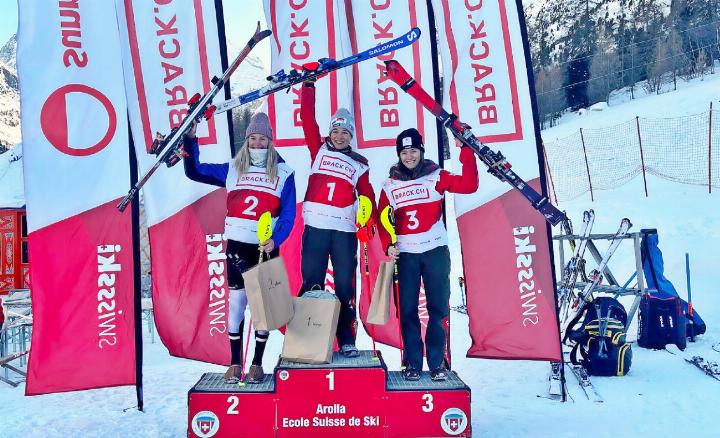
left=686, top=252, right=695, bottom=342
left=458, top=277, right=466, bottom=308
left=381, top=206, right=405, bottom=366
left=239, top=318, right=253, bottom=386
left=240, top=211, right=273, bottom=385
left=357, top=196, right=378, bottom=359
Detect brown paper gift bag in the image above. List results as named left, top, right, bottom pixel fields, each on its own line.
left=282, top=291, right=341, bottom=364
left=367, top=260, right=393, bottom=325
left=242, top=256, right=294, bottom=331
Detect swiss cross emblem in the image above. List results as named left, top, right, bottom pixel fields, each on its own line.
left=440, top=408, right=468, bottom=435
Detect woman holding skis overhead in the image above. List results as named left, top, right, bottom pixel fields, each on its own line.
left=299, top=79, right=377, bottom=358
left=378, top=128, right=478, bottom=381
left=182, top=113, right=296, bottom=384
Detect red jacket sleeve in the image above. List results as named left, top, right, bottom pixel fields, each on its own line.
left=300, top=83, right=322, bottom=161
left=356, top=171, right=379, bottom=226
left=376, top=189, right=392, bottom=253
left=435, top=146, right=479, bottom=195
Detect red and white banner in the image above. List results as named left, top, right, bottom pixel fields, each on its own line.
left=17, top=1, right=136, bottom=394
left=116, top=0, right=232, bottom=364
left=344, top=0, right=437, bottom=150
left=263, top=0, right=353, bottom=148
left=432, top=0, right=560, bottom=361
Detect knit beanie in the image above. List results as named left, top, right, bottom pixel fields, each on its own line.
left=245, top=112, right=273, bottom=140
left=328, top=108, right=355, bottom=138
left=395, top=128, right=425, bottom=155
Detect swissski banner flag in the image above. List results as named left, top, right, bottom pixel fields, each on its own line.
left=431, top=0, right=561, bottom=361
left=116, top=0, right=232, bottom=364
left=17, top=1, right=137, bottom=394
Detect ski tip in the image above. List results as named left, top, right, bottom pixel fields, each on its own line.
left=403, top=27, right=422, bottom=43
left=253, top=22, right=272, bottom=40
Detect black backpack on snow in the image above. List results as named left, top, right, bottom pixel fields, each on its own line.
left=566, top=297, right=633, bottom=376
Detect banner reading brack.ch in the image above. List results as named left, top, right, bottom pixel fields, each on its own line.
left=115, top=0, right=233, bottom=365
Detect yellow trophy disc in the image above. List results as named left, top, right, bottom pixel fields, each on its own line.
left=380, top=206, right=397, bottom=244
left=257, top=211, right=273, bottom=242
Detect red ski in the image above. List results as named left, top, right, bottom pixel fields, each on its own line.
left=383, top=60, right=565, bottom=226
left=117, top=23, right=272, bottom=212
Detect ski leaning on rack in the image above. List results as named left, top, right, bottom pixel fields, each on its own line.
left=117, top=23, right=272, bottom=212
left=569, top=365, right=603, bottom=402
left=382, top=60, right=565, bottom=226
left=563, top=218, right=632, bottom=336
left=546, top=212, right=594, bottom=401
left=558, top=210, right=596, bottom=322
left=213, top=27, right=421, bottom=114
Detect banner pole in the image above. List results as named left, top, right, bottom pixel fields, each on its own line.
left=513, top=0, right=567, bottom=400
left=425, top=0, right=452, bottom=370
left=128, top=124, right=145, bottom=412
left=215, top=0, right=235, bottom=154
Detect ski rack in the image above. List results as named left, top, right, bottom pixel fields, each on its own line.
left=0, top=288, right=31, bottom=387
left=188, top=350, right=471, bottom=437
left=554, top=230, right=651, bottom=329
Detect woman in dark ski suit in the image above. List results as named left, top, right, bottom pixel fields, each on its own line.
left=183, top=113, right=296, bottom=384
left=298, top=79, right=377, bottom=357
left=378, top=128, right=478, bottom=381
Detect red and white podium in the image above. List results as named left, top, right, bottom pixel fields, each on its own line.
left=188, top=351, right=471, bottom=437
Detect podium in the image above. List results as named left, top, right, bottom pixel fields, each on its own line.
left=188, top=351, right=471, bottom=437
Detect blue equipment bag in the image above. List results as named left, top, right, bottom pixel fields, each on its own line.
left=638, top=292, right=687, bottom=350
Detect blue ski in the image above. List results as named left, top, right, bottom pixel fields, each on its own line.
left=214, top=27, right=421, bottom=114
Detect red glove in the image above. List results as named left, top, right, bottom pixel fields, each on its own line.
left=356, top=217, right=375, bottom=243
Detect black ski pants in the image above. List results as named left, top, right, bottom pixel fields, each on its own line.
left=397, top=245, right=451, bottom=370
left=300, top=225, right=358, bottom=347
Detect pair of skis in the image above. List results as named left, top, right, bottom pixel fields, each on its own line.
left=117, top=26, right=422, bottom=211
left=117, top=23, right=271, bottom=211
left=547, top=211, right=595, bottom=402
left=665, top=346, right=720, bottom=382
left=557, top=210, right=595, bottom=322
left=547, top=214, right=629, bottom=402
left=383, top=61, right=566, bottom=226
left=568, top=363, right=603, bottom=402
left=562, top=217, right=632, bottom=340
left=543, top=359, right=603, bottom=403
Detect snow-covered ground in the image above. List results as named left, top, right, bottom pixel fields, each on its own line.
left=0, top=142, right=23, bottom=208
left=2, top=66, right=719, bottom=438
left=544, top=65, right=720, bottom=142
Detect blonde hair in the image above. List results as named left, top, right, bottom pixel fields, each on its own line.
left=233, top=137, right=279, bottom=180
